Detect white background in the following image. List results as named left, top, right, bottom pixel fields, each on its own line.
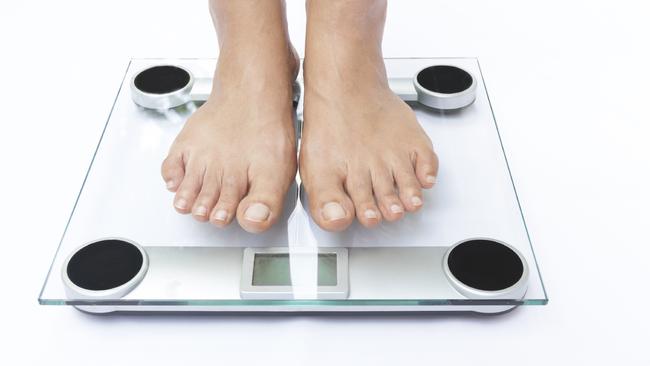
left=1, top=0, right=649, bottom=365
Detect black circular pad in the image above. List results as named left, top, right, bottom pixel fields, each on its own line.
left=416, top=65, right=473, bottom=94
left=67, top=239, right=144, bottom=291
left=133, top=65, right=191, bottom=94
left=447, top=239, right=523, bottom=291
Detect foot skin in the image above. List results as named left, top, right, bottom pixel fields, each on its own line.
left=301, top=74, right=439, bottom=231
left=161, top=47, right=299, bottom=233
left=301, top=2, right=438, bottom=231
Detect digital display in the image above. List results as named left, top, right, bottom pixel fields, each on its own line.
left=252, top=253, right=337, bottom=286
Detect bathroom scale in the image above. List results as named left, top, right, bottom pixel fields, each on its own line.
left=38, top=58, right=548, bottom=313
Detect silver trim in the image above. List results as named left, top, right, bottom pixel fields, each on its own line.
left=389, top=77, right=419, bottom=101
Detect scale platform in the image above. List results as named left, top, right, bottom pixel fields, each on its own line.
left=39, top=58, right=548, bottom=313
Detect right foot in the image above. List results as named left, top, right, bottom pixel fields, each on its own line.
left=161, top=41, right=299, bottom=233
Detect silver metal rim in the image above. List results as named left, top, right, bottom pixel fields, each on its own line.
left=61, top=237, right=149, bottom=300
left=413, top=65, right=477, bottom=110
left=442, top=237, right=529, bottom=300
left=130, top=64, right=194, bottom=109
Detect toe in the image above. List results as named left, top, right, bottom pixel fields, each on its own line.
left=393, top=158, right=424, bottom=212
left=161, top=152, right=185, bottom=192
left=173, top=159, right=204, bottom=214
left=345, top=170, right=381, bottom=228
left=191, top=166, right=222, bottom=222
left=304, top=172, right=355, bottom=232
left=370, top=166, right=404, bottom=222
left=414, top=148, right=439, bottom=189
left=210, top=170, right=247, bottom=228
left=236, top=168, right=291, bottom=234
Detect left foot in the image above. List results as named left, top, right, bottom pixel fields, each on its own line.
left=300, top=10, right=439, bottom=231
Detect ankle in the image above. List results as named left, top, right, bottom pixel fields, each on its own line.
left=212, top=41, right=299, bottom=93
left=304, top=45, right=388, bottom=96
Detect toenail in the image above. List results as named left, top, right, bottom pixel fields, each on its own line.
left=213, top=209, right=228, bottom=221
left=364, top=209, right=378, bottom=219
left=244, top=203, right=271, bottom=222
left=166, top=180, right=175, bottom=189
left=194, top=206, right=208, bottom=216
left=426, top=175, right=437, bottom=185
left=322, top=202, right=346, bottom=221
left=411, top=196, right=423, bottom=206
left=175, top=198, right=187, bottom=210
left=390, top=204, right=404, bottom=214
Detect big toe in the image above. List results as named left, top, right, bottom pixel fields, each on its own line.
left=304, top=173, right=355, bottom=232
left=236, top=169, right=292, bottom=233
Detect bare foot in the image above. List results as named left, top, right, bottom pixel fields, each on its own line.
left=161, top=1, right=299, bottom=233
left=300, top=0, right=439, bottom=231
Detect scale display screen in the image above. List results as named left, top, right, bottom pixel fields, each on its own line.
left=240, top=247, right=349, bottom=299
left=252, top=253, right=337, bottom=286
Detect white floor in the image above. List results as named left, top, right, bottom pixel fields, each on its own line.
left=1, top=1, right=649, bottom=365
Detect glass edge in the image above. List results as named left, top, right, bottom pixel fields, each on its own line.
left=38, top=298, right=548, bottom=306
left=37, top=60, right=134, bottom=302
left=475, top=59, right=549, bottom=301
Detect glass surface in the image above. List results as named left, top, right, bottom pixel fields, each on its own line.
left=38, top=58, right=548, bottom=309
left=252, top=253, right=337, bottom=286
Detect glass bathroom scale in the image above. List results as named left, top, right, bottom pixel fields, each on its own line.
left=38, top=58, right=548, bottom=313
